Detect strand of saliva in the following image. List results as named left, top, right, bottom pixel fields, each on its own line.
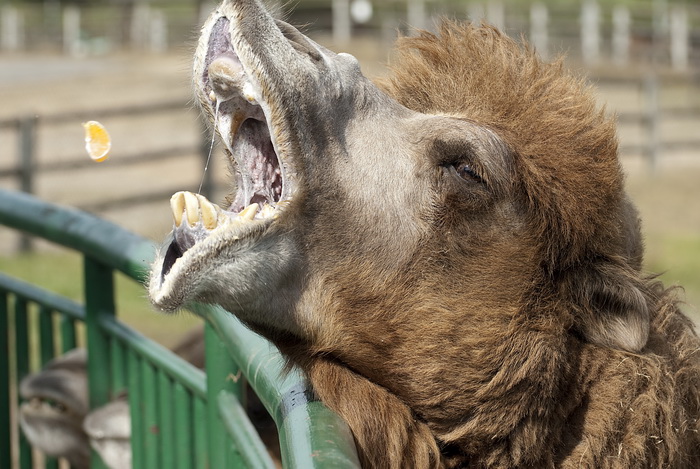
left=198, top=98, right=220, bottom=195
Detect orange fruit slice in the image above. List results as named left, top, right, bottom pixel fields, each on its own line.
left=83, top=120, right=111, bottom=162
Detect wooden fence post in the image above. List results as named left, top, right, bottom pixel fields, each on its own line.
left=63, top=5, right=81, bottom=56
left=1, top=5, right=23, bottom=51
left=581, top=0, right=600, bottom=65
left=332, top=0, right=351, bottom=44
left=612, top=6, right=630, bottom=66
left=131, top=3, right=151, bottom=50
left=407, top=0, right=427, bottom=32
left=487, top=1, right=504, bottom=31
left=645, top=74, right=661, bottom=170
left=530, top=3, right=548, bottom=60
left=670, top=6, right=688, bottom=71
left=149, top=9, right=168, bottom=53
left=18, top=116, right=37, bottom=252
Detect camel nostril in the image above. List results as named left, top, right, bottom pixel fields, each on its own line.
left=208, top=54, right=246, bottom=101
left=203, top=16, right=233, bottom=86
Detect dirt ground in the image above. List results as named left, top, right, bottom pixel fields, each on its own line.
left=1, top=35, right=699, bottom=324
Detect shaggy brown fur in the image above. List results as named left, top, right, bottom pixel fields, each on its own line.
left=160, top=7, right=700, bottom=467
left=291, top=24, right=700, bottom=468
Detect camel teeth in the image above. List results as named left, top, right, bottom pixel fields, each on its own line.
left=170, top=192, right=186, bottom=227
left=239, top=203, right=258, bottom=221
left=197, top=194, right=218, bottom=230
left=259, top=203, right=275, bottom=219
left=183, top=191, right=199, bottom=226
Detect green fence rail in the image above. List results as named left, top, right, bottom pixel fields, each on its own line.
left=0, top=187, right=360, bottom=469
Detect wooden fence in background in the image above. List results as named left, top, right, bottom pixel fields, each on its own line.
left=1, top=73, right=698, bottom=251
left=1, top=1, right=699, bottom=69
left=0, top=101, right=217, bottom=252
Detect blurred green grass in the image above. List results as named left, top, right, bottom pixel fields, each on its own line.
left=0, top=249, right=201, bottom=348
left=644, top=234, right=700, bottom=324
left=624, top=164, right=700, bottom=326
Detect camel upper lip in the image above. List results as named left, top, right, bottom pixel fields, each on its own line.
left=199, top=15, right=295, bottom=214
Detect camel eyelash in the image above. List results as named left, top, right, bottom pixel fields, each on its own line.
left=430, top=139, right=486, bottom=185
left=452, top=162, right=483, bottom=183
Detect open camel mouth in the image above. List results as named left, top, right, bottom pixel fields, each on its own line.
left=149, top=8, right=297, bottom=309
left=201, top=15, right=294, bottom=213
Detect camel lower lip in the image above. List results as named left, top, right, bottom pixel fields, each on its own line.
left=149, top=211, right=276, bottom=312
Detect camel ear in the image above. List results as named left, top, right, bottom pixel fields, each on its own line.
left=562, top=260, right=650, bottom=353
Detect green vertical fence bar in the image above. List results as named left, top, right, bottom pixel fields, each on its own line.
left=141, top=360, right=160, bottom=469
left=110, top=338, right=126, bottom=394
left=60, top=315, right=77, bottom=353
left=158, top=370, right=175, bottom=469
left=38, top=306, right=55, bottom=364
left=38, top=309, right=60, bottom=469
left=84, top=256, right=113, bottom=469
left=194, top=397, right=209, bottom=469
left=14, top=297, right=32, bottom=469
left=0, top=290, right=10, bottom=469
left=205, top=322, right=245, bottom=468
left=128, top=349, right=144, bottom=469
left=173, top=383, right=193, bottom=469
left=84, top=256, right=113, bottom=406
left=38, top=305, right=59, bottom=469
left=41, top=315, right=59, bottom=466
left=217, top=391, right=277, bottom=469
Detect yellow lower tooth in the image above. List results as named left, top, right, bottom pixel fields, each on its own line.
left=184, top=192, right=199, bottom=226
left=239, top=203, right=258, bottom=221
left=170, top=192, right=185, bottom=227
left=197, top=194, right=218, bottom=229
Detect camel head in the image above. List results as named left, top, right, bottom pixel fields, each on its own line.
left=19, top=349, right=91, bottom=469
left=149, top=0, right=649, bottom=379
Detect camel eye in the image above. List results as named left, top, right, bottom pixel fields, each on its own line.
left=453, top=162, right=482, bottom=183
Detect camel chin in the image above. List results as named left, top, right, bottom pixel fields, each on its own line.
left=83, top=400, right=131, bottom=469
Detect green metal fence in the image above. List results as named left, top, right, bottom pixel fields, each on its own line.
left=0, top=188, right=360, bottom=469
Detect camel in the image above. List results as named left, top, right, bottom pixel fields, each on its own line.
left=18, top=327, right=206, bottom=469
left=19, top=349, right=92, bottom=468
left=18, top=326, right=279, bottom=468
left=148, top=0, right=700, bottom=467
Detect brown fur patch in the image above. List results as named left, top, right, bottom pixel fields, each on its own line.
left=291, top=22, right=700, bottom=467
